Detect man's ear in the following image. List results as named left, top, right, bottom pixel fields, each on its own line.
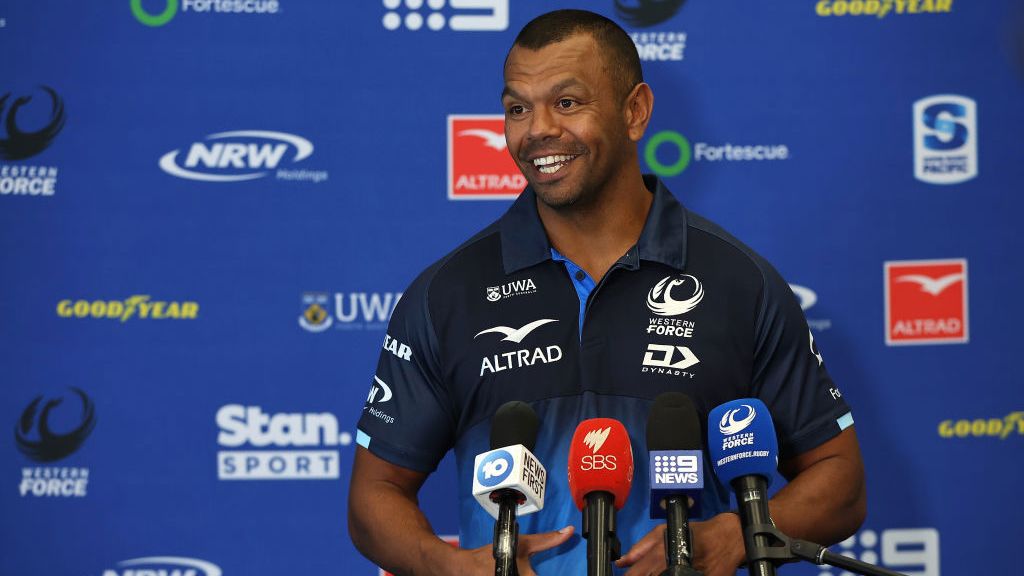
left=624, top=83, right=654, bottom=142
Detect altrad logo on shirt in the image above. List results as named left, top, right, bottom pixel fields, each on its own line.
left=475, top=318, right=562, bottom=376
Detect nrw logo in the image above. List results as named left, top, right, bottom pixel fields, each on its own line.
left=885, top=259, right=967, bottom=346
left=382, top=0, right=508, bottom=31
left=216, top=404, right=353, bottom=480
left=818, top=528, right=940, bottom=576
left=913, top=94, right=977, bottom=185
left=160, top=130, right=327, bottom=183
left=719, top=404, right=756, bottom=435
left=448, top=115, right=525, bottom=200
left=16, top=388, right=95, bottom=498
left=789, top=283, right=832, bottom=331
left=583, top=427, right=611, bottom=453
left=299, top=291, right=402, bottom=332
left=101, top=556, right=221, bottom=576
left=364, top=376, right=396, bottom=426
left=131, top=0, right=281, bottom=27
left=615, top=0, right=687, bottom=27
left=647, top=274, right=704, bottom=316
left=0, top=85, right=64, bottom=197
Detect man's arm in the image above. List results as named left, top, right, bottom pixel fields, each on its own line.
left=349, top=446, right=573, bottom=576
left=618, top=426, right=866, bottom=576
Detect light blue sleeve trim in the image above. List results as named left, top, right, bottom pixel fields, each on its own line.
left=356, top=429, right=371, bottom=449
left=837, top=412, right=854, bottom=431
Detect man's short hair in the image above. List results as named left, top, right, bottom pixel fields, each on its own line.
left=508, top=9, right=643, bottom=102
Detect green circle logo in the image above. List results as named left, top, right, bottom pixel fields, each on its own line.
left=644, top=130, right=691, bottom=177
left=131, top=0, right=178, bottom=27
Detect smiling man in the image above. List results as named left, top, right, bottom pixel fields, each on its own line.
left=349, top=9, right=865, bottom=576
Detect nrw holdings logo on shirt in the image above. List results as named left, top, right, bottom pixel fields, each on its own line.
left=884, top=258, right=968, bottom=345
left=448, top=115, right=525, bottom=200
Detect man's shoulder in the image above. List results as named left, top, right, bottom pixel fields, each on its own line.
left=399, top=219, right=505, bottom=308
left=684, top=209, right=774, bottom=285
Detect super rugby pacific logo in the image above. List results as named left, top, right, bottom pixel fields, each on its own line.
left=718, top=404, right=756, bottom=435
left=159, top=130, right=314, bottom=182
left=647, top=274, right=704, bottom=316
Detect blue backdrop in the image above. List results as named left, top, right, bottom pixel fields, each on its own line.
left=2, top=1, right=1022, bottom=575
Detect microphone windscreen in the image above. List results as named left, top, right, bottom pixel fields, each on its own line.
left=490, top=401, right=540, bottom=451
left=707, top=398, right=778, bottom=487
left=567, top=418, right=634, bottom=510
left=647, top=392, right=702, bottom=451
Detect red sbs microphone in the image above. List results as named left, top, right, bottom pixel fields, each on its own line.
left=567, top=418, right=634, bottom=576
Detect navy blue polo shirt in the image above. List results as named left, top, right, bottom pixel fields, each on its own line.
left=356, top=176, right=852, bottom=574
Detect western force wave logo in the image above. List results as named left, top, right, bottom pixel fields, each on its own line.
left=615, top=0, right=686, bottom=27
left=647, top=274, right=704, bottom=316
left=0, top=86, right=65, bottom=161
left=583, top=427, right=611, bottom=453
left=102, top=556, right=221, bottom=576
left=160, top=130, right=326, bottom=183
left=719, top=404, right=756, bottom=435
left=16, top=388, right=96, bottom=462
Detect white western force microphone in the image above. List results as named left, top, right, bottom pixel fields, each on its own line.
left=471, top=401, right=546, bottom=576
left=647, top=392, right=704, bottom=576
left=708, top=398, right=779, bottom=576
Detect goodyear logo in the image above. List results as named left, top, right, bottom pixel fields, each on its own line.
left=816, top=0, right=952, bottom=18
left=938, top=412, right=1024, bottom=439
left=57, top=296, right=199, bottom=321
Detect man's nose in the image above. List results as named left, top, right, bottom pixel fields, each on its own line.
left=527, top=106, right=561, bottom=140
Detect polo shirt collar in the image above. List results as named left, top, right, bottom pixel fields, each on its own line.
left=499, top=175, right=688, bottom=275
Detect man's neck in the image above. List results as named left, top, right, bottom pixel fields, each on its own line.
left=538, top=174, right=653, bottom=282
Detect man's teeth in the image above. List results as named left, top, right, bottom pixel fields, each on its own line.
left=533, top=155, right=574, bottom=174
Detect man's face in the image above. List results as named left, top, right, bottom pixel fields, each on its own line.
left=502, top=34, right=631, bottom=209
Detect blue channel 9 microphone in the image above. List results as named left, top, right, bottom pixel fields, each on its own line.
left=646, top=392, right=704, bottom=576
left=708, top=398, right=779, bottom=576
left=471, top=401, right=546, bottom=576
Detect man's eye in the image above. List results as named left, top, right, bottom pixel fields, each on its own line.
left=507, top=105, right=525, bottom=116
left=558, top=99, right=576, bottom=109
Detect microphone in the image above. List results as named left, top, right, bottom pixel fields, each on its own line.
left=707, top=398, right=780, bottom=576
left=567, top=418, right=634, bottom=576
left=647, top=392, right=704, bottom=576
left=471, top=401, right=547, bottom=576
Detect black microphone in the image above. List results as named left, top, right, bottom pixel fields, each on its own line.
left=471, top=401, right=545, bottom=576
left=647, top=392, right=705, bottom=576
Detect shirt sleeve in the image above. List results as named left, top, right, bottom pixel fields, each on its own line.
left=355, top=267, right=456, bottom=473
left=749, top=258, right=853, bottom=459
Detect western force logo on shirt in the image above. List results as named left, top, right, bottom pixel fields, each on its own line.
left=448, top=115, right=525, bottom=200
left=474, top=319, right=562, bottom=376
left=884, top=259, right=968, bottom=345
left=647, top=274, right=704, bottom=316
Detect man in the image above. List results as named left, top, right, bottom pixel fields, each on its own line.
left=349, top=9, right=865, bottom=576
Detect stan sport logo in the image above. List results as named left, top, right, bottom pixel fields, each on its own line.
left=448, top=115, right=524, bottom=200
left=884, top=258, right=967, bottom=346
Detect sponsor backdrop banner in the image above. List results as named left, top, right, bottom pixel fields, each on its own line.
left=1, top=1, right=1022, bottom=574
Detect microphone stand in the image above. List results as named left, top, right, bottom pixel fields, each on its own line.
left=660, top=495, right=703, bottom=576
left=491, top=489, right=521, bottom=576
left=741, top=521, right=912, bottom=576
left=582, top=491, right=620, bottom=576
